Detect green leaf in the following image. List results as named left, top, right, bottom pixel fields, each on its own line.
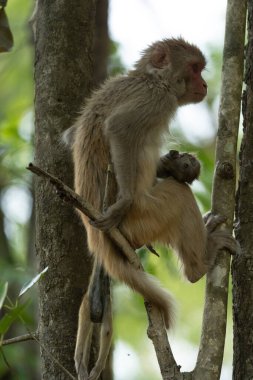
left=0, top=282, right=8, bottom=310
left=0, top=8, right=14, bottom=53
left=19, top=266, right=49, bottom=297
left=0, top=302, right=28, bottom=335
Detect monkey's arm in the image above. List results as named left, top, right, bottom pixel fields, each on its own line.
left=90, top=106, right=146, bottom=231
left=186, top=213, right=238, bottom=284
left=157, top=150, right=200, bottom=184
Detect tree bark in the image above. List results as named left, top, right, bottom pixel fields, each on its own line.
left=34, top=1, right=95, bottom=378
left=93, top=0, right=109, bottom=88
left=232, top=1, right=253, bottom=378
left=194, top=0, right=246, bottom=379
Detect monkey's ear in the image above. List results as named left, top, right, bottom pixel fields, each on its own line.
left=150, top=44, right=170, bottom=68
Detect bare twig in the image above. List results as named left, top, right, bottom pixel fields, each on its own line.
left=1, top=332, right=37, bottom=346
left=27, top=163, right=141, bottom=270
left=28, top=328, right=77, bottom=380
left=146, top=244, right=160, bottom=257
left=0, top=347, right=13, bottom=372
left=103, top=163, right=114, bottom=211
left=1, top=330, right=76, bottom=379
left=145, top=302, right=181, bottom=380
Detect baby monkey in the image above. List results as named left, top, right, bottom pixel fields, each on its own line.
left=65, top=37, right=237, bottom=380
left=157, top=150, right=200, bottom=184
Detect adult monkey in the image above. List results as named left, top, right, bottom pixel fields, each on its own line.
left=64, top=38, right=236, bottom=379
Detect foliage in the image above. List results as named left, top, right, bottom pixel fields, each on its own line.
left=0, top=300, right=28, bottom=337
left=108, top=40, right=126, bottom=75
left=0, top=0, right=35, bottom=378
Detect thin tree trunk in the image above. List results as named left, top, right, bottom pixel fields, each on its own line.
left=193, top=0, right=246, bottom=379
left=34, top=1, right=96, bottom=378
left=232, top=1, right=253, bottom=378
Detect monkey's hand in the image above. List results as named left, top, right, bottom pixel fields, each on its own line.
left=205, top=213, right=238, bottom=268
left=157, top=150, right=200, bottom=184
left=90, top=197, right=132, bottom=231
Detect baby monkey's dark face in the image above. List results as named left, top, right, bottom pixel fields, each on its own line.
left=160, top=150, right=201, bottom=184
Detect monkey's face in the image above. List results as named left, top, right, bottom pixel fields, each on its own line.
left=177, top=62, right=207, bottom=105
left=143, top=38, right=207, bottom=105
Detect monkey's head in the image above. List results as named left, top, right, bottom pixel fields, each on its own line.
left=135, top=37, right=207, bottom=105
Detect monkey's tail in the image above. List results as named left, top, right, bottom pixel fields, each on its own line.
left=90, top=228, right=175, bottom=329
left=118, top=261, right=176, bottom=329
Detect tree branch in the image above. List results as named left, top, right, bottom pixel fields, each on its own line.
left=1, top=329, right=76, bottom=379
left=1, top=332, right=38, bottom=346
left=27, top=163, right=140, bottom=270
left=27, top=162, right=180, bottom=379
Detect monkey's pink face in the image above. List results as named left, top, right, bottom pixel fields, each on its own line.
left=179, top=63, right=207, bottom=105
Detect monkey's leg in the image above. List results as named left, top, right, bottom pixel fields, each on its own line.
left=75, top=262, right=112, bottom=380
left=87, top=163, right=114, bottom=380
left=88, top=291, right=113, bottom=380
left=204, top=213, right=238, bottom=267
left=75, top=261, right=106, bottom=379
left=89, top=262, right=108, bottom=323
left=75, top=294, right=93, bottom=380
left=122, top=177, right=207, bottom=283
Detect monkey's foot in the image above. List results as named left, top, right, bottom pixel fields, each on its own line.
left=204, top=212, right=227, bottom=233
left=76, top=366, right=88, bottom=380
left=205, top=213, right=239, bottom=256
left=88, top=366, right=102, bottom=380
left=209, top=230, right=238, bottom=256
left=89, top=198, right=132, bottom=231
left=75, top=355, right=89, bottom=380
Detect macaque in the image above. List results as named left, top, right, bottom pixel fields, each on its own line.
left=64, top=38, right=236, bottom=380
left=157, top=150, right=201, bottom=183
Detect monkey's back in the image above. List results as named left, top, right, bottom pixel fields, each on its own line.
left=73, top=74, right=178, bottom=211
left=72, top=76, right=132, bottom=212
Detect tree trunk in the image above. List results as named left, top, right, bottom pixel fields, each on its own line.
left=34, top=1, right=95, bottom=378
left=93, top=0, right=109, bottom=88
left=193, top=0, right=246, bottom=378
left=232, top=1, right=253, bottom=378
